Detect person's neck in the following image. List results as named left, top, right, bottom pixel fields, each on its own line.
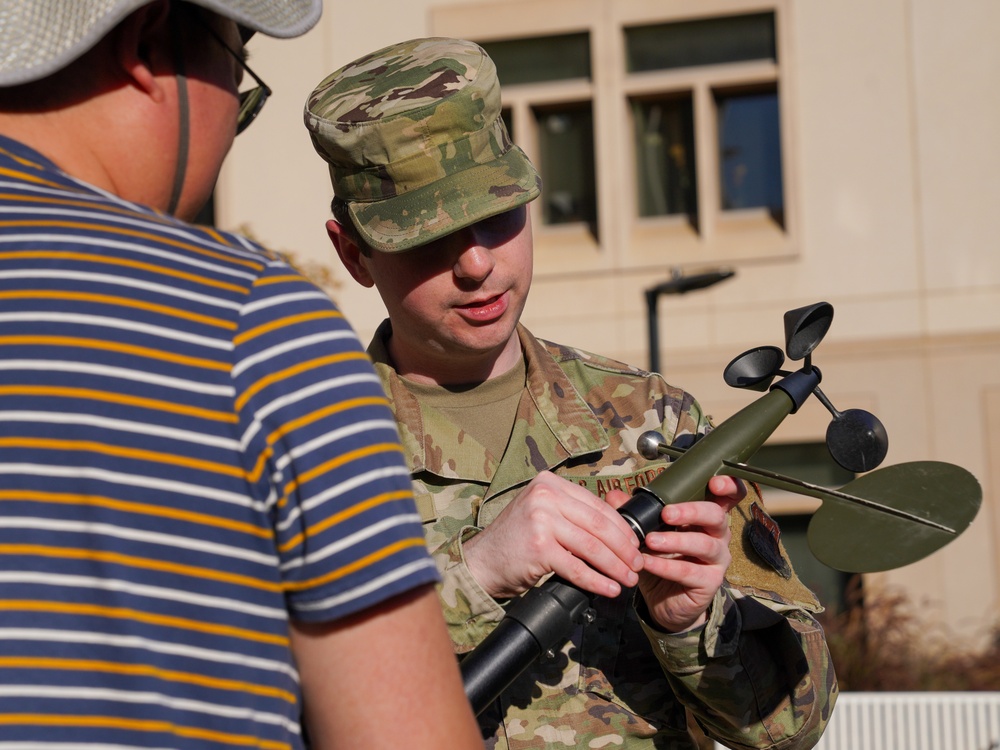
left=0, top=84, right=179, bottom=217
left=388, top=331, right=523, bottom=386
left=0, top=105, right=113, bottom=185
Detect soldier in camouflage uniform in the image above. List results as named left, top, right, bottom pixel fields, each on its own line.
left=305, top=37, right=837, bottom=749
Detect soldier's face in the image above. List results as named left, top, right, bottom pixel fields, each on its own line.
left=362, top=206, right=533, bottom=382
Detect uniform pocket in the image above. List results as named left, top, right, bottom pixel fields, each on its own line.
left=578, top=591, right=689, bottom=733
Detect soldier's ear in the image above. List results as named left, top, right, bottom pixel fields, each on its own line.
left=326, top=220, right=374, bottom=288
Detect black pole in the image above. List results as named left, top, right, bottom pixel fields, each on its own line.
left=461, top=577, right=592, bottom=715
left=644, top=268, right=736, bottom=374
left=646, top=288, right=661, bottom=373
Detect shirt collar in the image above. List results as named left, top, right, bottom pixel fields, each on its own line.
left=367, top=320, right=608, bottom=491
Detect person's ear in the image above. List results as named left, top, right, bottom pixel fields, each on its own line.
left=327, top=219, right=376, bottom=288
left=113, top=0, right=172, bottom=101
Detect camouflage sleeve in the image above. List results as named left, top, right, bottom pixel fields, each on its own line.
left=637, top=586, right=836, bottom=749
left=431, top=525, right=507, bottom=654
left=640, top=395, right=838, bottom=749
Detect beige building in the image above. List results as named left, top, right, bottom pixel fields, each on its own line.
left=218, top=0, right=999, bottom=645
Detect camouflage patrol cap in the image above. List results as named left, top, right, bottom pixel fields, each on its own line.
left=304, top=37, right=541, bottom=252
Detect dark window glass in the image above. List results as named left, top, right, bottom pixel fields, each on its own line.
left=717, top=87, right=783, bottom=219
left=500, top=108, right=513, bottom=140
left=478, top=33, right=591, bottom=85
left=534, top=102, right=597, bottom=226
left=625, top=13, right=776, bottom=72
left=751, top=443, right=855, bottom=488
left=533, top=103, right=597, bottom=229
left=632, top=94, right=697, bottom=220
left=751, top=444, right=855, bottom=612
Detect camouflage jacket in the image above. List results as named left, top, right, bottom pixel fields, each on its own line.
left=368, top=321, right=837, bottom=749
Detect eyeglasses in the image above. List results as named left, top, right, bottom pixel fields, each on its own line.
left=195, top=17, right=272, bottom=135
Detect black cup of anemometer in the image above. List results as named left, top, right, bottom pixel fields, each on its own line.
left=460, top=302, right=981, bottom=716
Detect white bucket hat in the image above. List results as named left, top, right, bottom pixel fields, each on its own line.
left=0, top=0, right=322, bottom=87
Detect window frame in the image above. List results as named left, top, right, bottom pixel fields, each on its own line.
left=431, top=0, right=799, bottom=276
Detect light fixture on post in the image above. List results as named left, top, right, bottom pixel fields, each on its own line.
left=645, top=267, right=736, bottom=373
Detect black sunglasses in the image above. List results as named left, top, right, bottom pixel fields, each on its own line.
left=195, top=17, right=272, bottom=135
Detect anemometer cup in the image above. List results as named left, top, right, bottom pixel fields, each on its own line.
left=826, top=408, right=889, bottom=473
left=784, top=302, right=834, bottom=361
left=723, top=346, right=785, bottom=391
left=724, top=346, right=819, bottom=413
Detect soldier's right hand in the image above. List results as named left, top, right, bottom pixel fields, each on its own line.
left=462, top=471, right=643, bottom=600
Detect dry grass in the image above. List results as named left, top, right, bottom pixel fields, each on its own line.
left=819, top=581, right=1000, bottom=692
left=690, top=584, right=999, bottom=749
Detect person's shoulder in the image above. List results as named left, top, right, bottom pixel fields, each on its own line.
left=176, top=223, right=342, bottom=311
left=533, top=334, right=704, bottom=419
left=184, top=222, right=273, bottom=260
left=538, top=336, right=653, bottom=379
left=180, top=223, right=320, bottom=284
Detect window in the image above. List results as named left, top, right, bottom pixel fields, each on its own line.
left=480, top=32, right=590, bottom=85
left=717, top=87, right=783, bottom=219
left=632, top=93, right=697, bottom=220
left=432, top=0, right=798, bottom=272
left=476, top=31, right=601, bottom=260
left=481, top=34, right=597, bottom=227
left=534, top=103, right=598, bottom=228
left=624, top=13, right=777, bottom=72
left=624, top=13, right=784, bottom=228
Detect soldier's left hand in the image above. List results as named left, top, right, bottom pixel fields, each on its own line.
left=607, top=475, right=745, bottom=633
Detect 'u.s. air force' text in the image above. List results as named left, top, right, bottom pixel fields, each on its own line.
left=564, top=465, right=668, bottom=498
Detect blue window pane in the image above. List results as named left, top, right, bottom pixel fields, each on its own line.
left=717, top=89, right=783, bottom=218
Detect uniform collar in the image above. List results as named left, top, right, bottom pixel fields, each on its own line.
left=367, top=320, right=608, bottom=493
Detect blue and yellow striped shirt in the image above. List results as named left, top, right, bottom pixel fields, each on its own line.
left=0, top=135, right=438, bottom=749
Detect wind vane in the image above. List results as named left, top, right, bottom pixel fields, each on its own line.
left=461, top=301, right=982, bottom=715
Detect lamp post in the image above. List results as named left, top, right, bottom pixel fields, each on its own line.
left=645, top=267, right=736, bottom=373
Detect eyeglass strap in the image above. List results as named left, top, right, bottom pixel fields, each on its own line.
left=166, top=11, right=190, bottom=217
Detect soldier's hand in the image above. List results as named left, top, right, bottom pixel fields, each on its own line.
left=608, top=475, right=745, bottom=632
left=463, top=471, right=642, bottom=600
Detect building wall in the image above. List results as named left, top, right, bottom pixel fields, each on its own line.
left=217, top=0, right=1000, bottom=642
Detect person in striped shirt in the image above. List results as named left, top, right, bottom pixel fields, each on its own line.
left=0, top=2, right=483, bottom=748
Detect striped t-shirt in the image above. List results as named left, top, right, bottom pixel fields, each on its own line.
left=0, top=135, right=439, bottom=749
